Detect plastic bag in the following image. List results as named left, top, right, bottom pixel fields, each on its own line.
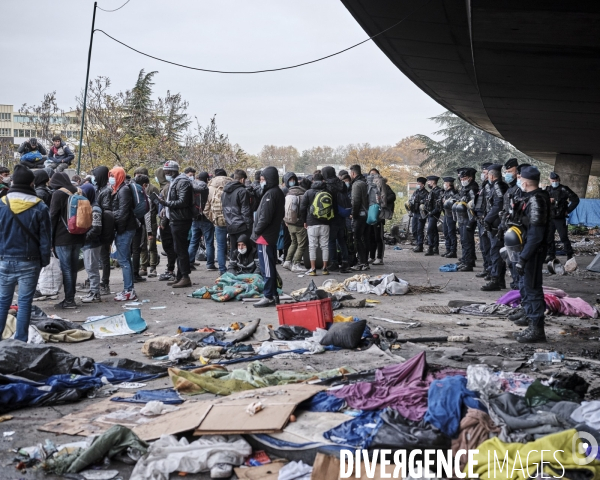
left=466, top=364, right=502, bottom=397
left=270, top=326, right=312, bottom=341
left=293, top=280, right=328, bottom=302
left=320, top=320, right=366, bottom=349
left=167, top=344, right=193, bottom=362
left=386, top=280, right=409, bottom=295
left=37, top=254, right=62, bottom=296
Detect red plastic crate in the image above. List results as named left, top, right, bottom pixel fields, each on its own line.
left=276, top=297, right=333, bottom=331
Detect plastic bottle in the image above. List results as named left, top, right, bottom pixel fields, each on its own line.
left=531, top=352, right=564, bottom=363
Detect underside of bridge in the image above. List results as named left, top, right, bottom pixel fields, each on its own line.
left=341, top=0, right=600, bottom=196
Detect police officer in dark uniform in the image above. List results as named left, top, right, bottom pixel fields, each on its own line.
left=409, top=177, right=428, bottom=252
left=507, top=166, right=551, bottom=343
left=475, top=163, right=493, bottom=279
left=481, top=164, right=508, bottom=291
left=455, top=168, right=479, bottom=272
left=545, top=172, right=579, bottom=262
left=441, top=177, right=459, bottom=258
left=424, top=176, right=442, bottom=256
left=499, top=158, right=520, bottom=292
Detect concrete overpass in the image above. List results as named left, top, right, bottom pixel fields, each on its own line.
left=341, top=0, right=600, bottom=197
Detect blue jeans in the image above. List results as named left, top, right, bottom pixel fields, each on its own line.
left=215, top=226, right=228, bottom=274
left=55, top=244, right=82, bottom=302
left=115, top=229, right=135, bottom=291
left=188, top=218, right=215, bottom=268
left=0, top=260, right=41, bottom=341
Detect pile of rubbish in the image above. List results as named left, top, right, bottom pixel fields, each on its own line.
left=10, top=350, right=600, bottom=479
left=498, top=286, right=598, bottom=319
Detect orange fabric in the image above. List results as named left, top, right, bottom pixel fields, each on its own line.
left=109, top=167, right=126, bottom=193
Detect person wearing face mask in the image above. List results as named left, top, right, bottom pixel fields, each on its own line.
left=324, top=166, right=351, bottom=272
left=283, top=175, right=309, bottom=272
left=155, top=161, right=194, bottom=288
left=497, top=158, right=520, bottom=291
left=251, top=166, right=285, bottom=307
left=423, top=175, right=443, bottom=256
left=133, top=167, right=159, bottom=277
left=507, top=166, right=551, bottom=343
left=90, top=166, right=114, bottom=295
left=155, top=167, right=178, bottom=281
left=440, top=177, right=459, bottom=258
left=0, top=166, right=11, bottom=198
left=473, top=163, right=492, bottom=279
left=341, top=174, right=356, bottom=266
left=222, top=169, right=254, bottom=272
left=0, top=165, right=51, bottom=341
left=109, top=166, right=138, bottom=301
left=544, top=172, right=579, bottom=263
left=481, top=165, right=508, bottom=291
left=455, top=168, right=479, bottom=271
left=228, top=235, right=257, bottom=275
left=409, top=177, right=428, bottom=252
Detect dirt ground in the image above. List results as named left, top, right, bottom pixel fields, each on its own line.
left=2, top=241, right=599, bottom=479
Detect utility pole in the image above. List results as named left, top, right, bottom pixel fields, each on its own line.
left=76, top=1, right=97, bottom=174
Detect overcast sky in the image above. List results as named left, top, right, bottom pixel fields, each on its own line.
left=2, top=0, right=442, bottom=154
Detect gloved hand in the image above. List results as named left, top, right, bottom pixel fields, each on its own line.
left=515, top=262, right=525, bottom=276
left=466, top=224, right=474, bottom=232
left=484, top=222, right=492, bottom=232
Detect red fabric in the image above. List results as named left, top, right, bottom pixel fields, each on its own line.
left=109, top=167, right=126, bottom=194
left=255, top=235, right=268, bottom=245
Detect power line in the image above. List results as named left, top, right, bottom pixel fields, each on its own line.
left=93, top=0, right=431, bottom=74
left=97, top=0, right=131, bottom=12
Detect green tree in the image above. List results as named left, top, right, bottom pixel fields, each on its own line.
left=124, top=69, right=157, bottom=136
left=415, top=111, right=550, bottom=177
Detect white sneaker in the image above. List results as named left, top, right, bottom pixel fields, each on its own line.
left=282, top=261, right=292, bottom=270
left=81, top=292, right=102, bottom=303
left=372, top=258, right=383, bottom=265
left=114, top=290, right=137, bottom=302
left=291, top=263, right=305, bottom=273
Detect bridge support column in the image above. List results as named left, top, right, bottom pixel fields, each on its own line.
left=554, top=153, right=592, bottom=198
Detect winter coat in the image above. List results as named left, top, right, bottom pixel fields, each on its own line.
left=251, top=166, right=285, bottom=246
left=322, top=167, right=346, bottom=227
left=93, top=166, right=112, bottom=212
left=300, top=181, right=331, bottom=227
left=222, top=181, right=253, bottom=234
left=281, top=172, right=298, bottom=196
left=163, top=174, right=193, bottom=224
left=351, top=174, right=369, bottom=219
left=48, top=141, right=74, bottom=165
left=48, top=173, right=87, bottom=247
left=0, top=190, right=52, bottom=267
left=111, top=182, right=137, bottom=234
left=204, top=175, right=234, bottom=227
left=33, top=169, right=53, bottom=207
left=84, top=204, right=103, bottom=248
left=18, top=141, right=47, bottom=156
left=228, top=235, right=257, bottom=274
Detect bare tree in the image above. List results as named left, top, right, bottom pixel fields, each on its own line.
left=20, top=92, right=73, bottom=147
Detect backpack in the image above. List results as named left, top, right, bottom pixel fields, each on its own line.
left=207, top=182, right=228, bottom=227
left=130, top=182, right=150, bottom=220
left=59, top=188, right=92, bottom=234
left=310, top=190, right=334, bottom=221
left=284, top=194, right=301, bottom=224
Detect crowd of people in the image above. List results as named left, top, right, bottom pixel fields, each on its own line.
left=406, top=158, right=580, bottom=344
left=0, top=142, right=581, bottom=345
left=0, top=155, right=398, bottom=336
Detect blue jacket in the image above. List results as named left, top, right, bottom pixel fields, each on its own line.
left=0, top=192, right=52, bottom=267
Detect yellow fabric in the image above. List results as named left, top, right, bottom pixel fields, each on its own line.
left=467, top=429, right=600, bottom=480
left=2, top=195, right=41, bottom=213
left=333, top=314, right=353, bottom=323
left=2, top=315, right=93, bottom=343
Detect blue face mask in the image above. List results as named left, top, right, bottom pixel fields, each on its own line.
left=166, top=175, right=173, bottom=182
left=504, top=173, right=514, bottom=183
left=289, top=180, right=296, bottom=187
left=345, top=182, right=351, bottom=189
left=551, top=181, right=559, bottom=188
left=260, top=181, right=266, bottom=188
left=516, top=178, right=522, bottom=189
left=91, top=175, right=96, bottom=185
left=108, top=177, right=116, bottom=186
left=155, top=177, right=159, bottom=184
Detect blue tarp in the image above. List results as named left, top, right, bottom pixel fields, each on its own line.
left=568, top=199, right=600, bottom=228
left=323, top=411, right=383, bottom=449
left=111, top=388, right=183, bottom=405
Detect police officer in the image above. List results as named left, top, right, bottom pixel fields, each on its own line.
left=409, top=177, right=428, bottom=252
left=481, top=164, right=508, bottom=291
left=545, top=172, right=579, bottom=262
left=456, top=168, right=479, bottom=272
left=475, top=163, right=493, bottom=280
left=423, top=176, right=442, bottom=256
left=441, top=177, right=458, bottom=258
left=508, top=166, right=551, bottom=343
left=499, top=158, right=520, bottom=291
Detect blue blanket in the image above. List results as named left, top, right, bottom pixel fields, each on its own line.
left=568, top=199, right=600, bottom=228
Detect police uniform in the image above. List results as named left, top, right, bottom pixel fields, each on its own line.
left=454, top=168, right=479, bottom=271
left=475, top=163, right=493, bottom=278
left=409, top=177, right=428, bottom=252
left=509, top=166, right=550, bottom=343
left=481, top=164, right=508, bottom=291
left=545, top=172, right=580, bottom=261
left=424, top=175, right=443, bottom=255
left=499, top=159, right=522, bottom=290
left=441, top=177, right=458, bottom=258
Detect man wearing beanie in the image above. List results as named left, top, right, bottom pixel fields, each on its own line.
left=0, top=166, right=52, bottom=341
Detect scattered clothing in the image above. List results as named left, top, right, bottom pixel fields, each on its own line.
left=571, top=401, right=600, bottom=431
left=451, top=408, right=500, bottom=472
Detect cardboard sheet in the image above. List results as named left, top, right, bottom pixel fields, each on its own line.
left=234, top=460, right=288, bottom=479
left=311, top=453, right=396, bottom=480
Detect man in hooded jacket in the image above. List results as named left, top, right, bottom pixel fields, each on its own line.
left=322, top=166, right=351, bottom=273
left=252, top=166, right=285, bottom=307
left=92, top=166, right=113, bottom=295
left=155, top=167, right=178, bottom=281
left=49, top=172, right=86, bottom=308
left=222, top=169, right=253, bottom=271
left=33, top=169, right=52, bottom=207
left=0, top=165, right=51, bottom=341
left=134, top=167, right=159, bottom=277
